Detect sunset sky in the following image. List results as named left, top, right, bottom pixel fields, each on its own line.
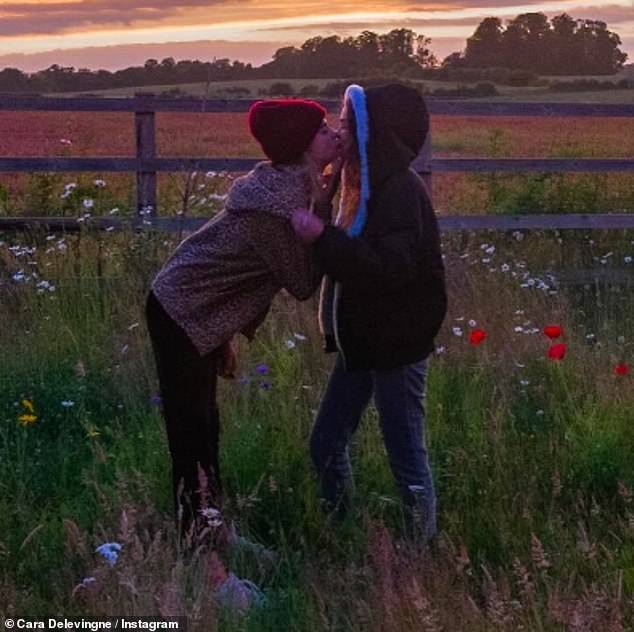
left=0, top=0, right=632, bottom=71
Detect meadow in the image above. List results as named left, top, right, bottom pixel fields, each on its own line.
left=1, top=111, right=634, bottom=217
left=43, top=70, right=634, bottom=103
left=1, top=105, right=634, bottom=629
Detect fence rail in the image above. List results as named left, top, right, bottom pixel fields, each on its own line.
left=0, top=95, right=633, bottom=230
left=1, top=95, right=633, bottom=117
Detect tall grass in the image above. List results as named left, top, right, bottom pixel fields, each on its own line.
left=2, top=221, right=634, bottom=628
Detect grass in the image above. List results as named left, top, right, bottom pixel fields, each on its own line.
left=45, top=75, right=634, bottom=104
left=2, top=221, right=634, bottom=628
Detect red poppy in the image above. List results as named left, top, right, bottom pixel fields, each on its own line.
left=469, top=329, right=487, bottom=346
left=614, top=363, right=630, bottom=376
left=548, top=343, right=567, bottom=361
left=543, top=325, right=563, bottom=340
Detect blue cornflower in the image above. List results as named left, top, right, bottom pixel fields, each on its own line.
left=95, top=542, right=122, bottom=566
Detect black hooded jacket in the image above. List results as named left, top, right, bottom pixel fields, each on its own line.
left=315, top=84, right=447, bottom=371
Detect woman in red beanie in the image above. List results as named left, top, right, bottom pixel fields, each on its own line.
left=146, top=99, right=341, bottom=542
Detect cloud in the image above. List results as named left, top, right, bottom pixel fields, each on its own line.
left=0, top=0, right=242, bottom=37
left=0, top=39, right=286, bottom=71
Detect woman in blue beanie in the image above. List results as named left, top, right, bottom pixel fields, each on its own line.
left=292, top=84, right=447, bottom=540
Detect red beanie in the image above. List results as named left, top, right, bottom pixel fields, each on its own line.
left=248, top=99, right=327, bottom=164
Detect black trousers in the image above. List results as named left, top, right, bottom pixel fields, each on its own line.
left=145, top=291, right=222, bottom=534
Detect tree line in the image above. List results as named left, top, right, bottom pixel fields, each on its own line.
left=0, top=13, right=627, bottom=94
left=452, top=14, right=628, bottom=75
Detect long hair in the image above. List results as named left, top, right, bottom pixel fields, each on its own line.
left=300, top=151, right=327, bottom=207
left=338, top=101, right=361, bottom=231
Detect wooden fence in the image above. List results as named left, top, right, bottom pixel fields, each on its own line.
left=0, top=95, right=633, bottom=232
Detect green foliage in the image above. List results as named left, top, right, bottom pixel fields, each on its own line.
left=2, top=227, right=634, bottom=626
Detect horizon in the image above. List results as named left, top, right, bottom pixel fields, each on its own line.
left=0, top=1, right=632, bottom=74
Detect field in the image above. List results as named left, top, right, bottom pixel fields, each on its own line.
left=44, top=71, right=634, bottom=103
left=1, top=112, right=634, bottom=216
left=1, top=104, right=634, bottom=629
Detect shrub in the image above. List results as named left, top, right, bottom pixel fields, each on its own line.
left=299, top=84, right=320, bottom=97
left=223, top=86, right=251, bottom=96
left=268, top=82, right=294, bottom=96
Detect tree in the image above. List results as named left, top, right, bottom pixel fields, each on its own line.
left=465, top=17, right=504, bottom=68
left=414, top=35, right=438, bottom=68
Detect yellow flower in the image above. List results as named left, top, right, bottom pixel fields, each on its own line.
left=18, top=413, right=37, bottom=426
left=21, top=399, right=34, bottom=413
left=86, top=428, right=100, bottom=438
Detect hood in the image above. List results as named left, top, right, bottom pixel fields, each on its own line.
left=364, top=84, right=429, bottom=188
left=225, top=161, right=311, bottom=219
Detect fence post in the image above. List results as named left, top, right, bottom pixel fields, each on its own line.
left=135, top=93, right=157, bottom=216
left=412, top=129, right=432, bottom=203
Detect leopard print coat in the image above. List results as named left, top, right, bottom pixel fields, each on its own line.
left=151, top=161, right=324, bottom=357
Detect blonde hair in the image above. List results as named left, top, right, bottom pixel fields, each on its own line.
left=338, top=100, right=361, bottom=231
left=300, top=151, right=327, bottom=206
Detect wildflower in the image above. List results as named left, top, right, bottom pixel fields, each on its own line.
left=150, top=394, right=162, bottom=406
left=200, top=507, right=223, bottom=528
left=259, top=381, right=272, bottom=391
left=18, top=399, right=37, bottom=426
left=18, top=413, right=37, bottom=426
left=284, top=339, right=296, bottom=350
left=61, top=400, right=75, bottom=408
left=60, top=138, right=72, bottom=146
left=82, top=198, right=94, bottom=210
left=108, top=207, right=120, bottom=215
left=625, top=256, right=632, bottom=264
left=614, top=363, right=630, bottom=377
left=452, top=326, right=463, bottom=337
left=127, top=322, right=139, bottom=331
left=469, top=329, right=486, bottom=346
left=86, top=428, right=100, bottom=438
left=520, top=379, right=530, bottom=386
left=95, top=542, right=122, bottom=566
left=93, top=179, right=106, bottom=188
left=255, top=364, right=269, bottom=375
left=543, top=325, right=563, bottom=340
left=468, top=319, right=477, bottom=328
left=548, top=343, right=567, bottom=361
left=293, top=332, right=307, bottom=341
left=435, top=345, right=446, bottom=355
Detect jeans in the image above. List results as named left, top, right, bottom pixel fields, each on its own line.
left=310, top=354, right=437, bottom=540
left=145, top=291, right=222, bottom=536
